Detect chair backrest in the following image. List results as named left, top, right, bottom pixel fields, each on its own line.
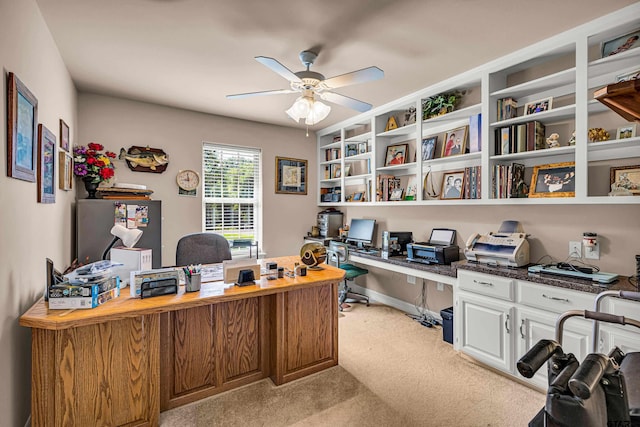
left=176, top=233, right=232, bottom=266
left=327, top=241, right=349, bottom=267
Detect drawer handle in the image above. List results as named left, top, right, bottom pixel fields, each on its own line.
left=520, top=319, right=526, bottom=339
left=473, top=280, right=494, bottom=286
left=542, top=294, right=570, bottom=303
left=505, top=314, right=510, bottom=334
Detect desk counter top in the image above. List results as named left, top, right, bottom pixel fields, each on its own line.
left=349, top=251, right=457, bottom=278
left=20, top=256, right=345, bottom=331
left=453, top=260, right=637, bottom=294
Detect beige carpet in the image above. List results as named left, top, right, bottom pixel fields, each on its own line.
left=160, top=303, right=545, bottom=426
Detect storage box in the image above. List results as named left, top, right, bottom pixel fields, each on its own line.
left=111, top=247, right=152, bottom=287
left=48, top=277, right=120, bottom=309
left=130, top=268, right=180, bottom=298
left=440, top=306, right=454, bottom=344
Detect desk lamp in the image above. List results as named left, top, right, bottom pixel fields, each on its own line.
left=102, top=224, right=143, bottom=260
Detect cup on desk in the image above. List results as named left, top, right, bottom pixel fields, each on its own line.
left=185, top=273, right=201, bottom=292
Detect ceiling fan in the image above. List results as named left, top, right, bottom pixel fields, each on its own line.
left=227, top=50, right=384, bottom=126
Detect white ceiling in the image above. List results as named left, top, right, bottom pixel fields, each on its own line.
left=35, top=0, right=636, bottom=130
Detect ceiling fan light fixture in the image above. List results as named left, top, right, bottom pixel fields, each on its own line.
left=286, top=96, right=311, bottom=122
left=305, top=100, right=331, bottom=125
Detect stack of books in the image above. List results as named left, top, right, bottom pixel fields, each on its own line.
left=492, top=163, right=528, bottom=199
left=462, top=166, right=482, bottom=199
left=98, top=186, right=154, bottom=200
left=496, top=97, right=518, bottom=121
left=494, top=121, right=546, bottom=155
left=49, top=260, right=120, bottom=309
left=377, top=174, right=401, bottom=201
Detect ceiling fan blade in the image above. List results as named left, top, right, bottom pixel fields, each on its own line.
left=255, top=56, right=303, bottom=83
left=321, top=92, right=372, bottom=112
left=322, top=66, right=384, bottom=89
left=226, top=89, right=297, bottom=99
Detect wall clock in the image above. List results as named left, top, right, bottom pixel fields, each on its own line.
left=176, top=169, right=200, bottom=191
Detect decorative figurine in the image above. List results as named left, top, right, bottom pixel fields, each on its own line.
left=568, top=131, right=576, bottom=146
left=546, top=133, right=561, bottom=148
left=588, top=127, right=610, bottom=142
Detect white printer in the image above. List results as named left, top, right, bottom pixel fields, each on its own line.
left=464, top=220, right=530, bottom=267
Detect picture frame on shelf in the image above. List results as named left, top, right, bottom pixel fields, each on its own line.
left=440, top=171, right=465, bottom=200
left=59, top=119, right=70, bottom=152
left=344, top=165, right=351, bottom=177
left=334, top=165, right=342, bottom=178
left=384, top=143, right=408, bottom=166
left=58, top=152, right=73, bottom=191
left=275, top=156, right=307, bottom=195
left=346, top=144, right=358, bottom=157
left=358, top=142, right=368, bottom=154
left=601, top=29, right=640, bottom=57
left=421, top=136, right=437, bottom=161
left=7, top=72, right=38, bottom=182
left=524, top=97, right=553, bottom=115
left=353, top=192, right=364, bottom=201
left=37, top=124, right=56, bottom=204
left=389, top=188, right=404, bottom=201
left=616, top=124, right=636, bottom=139
left=528, top=162, right=575, bottom=198
left=405, top=176, right=417, bottom=200
left=399, top=106, right=416, bottom=127
left=441, top=126, right=468, bottom=158
left=610, top=165, right=640, bottom=195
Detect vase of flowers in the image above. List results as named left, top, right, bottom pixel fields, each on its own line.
left=73, top=142, right=117, bottom=199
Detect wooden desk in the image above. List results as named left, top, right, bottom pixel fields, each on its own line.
left=20, top=256, right=344, bottom=427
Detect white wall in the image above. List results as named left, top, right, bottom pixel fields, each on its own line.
left=0, top=0, right=77, bottom=425
left=77, top=93, right=319, bottom=267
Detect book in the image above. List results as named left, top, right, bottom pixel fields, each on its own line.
left=501, top=127, right=511, bottom=155
left=469, top=113, right=482, bottom=153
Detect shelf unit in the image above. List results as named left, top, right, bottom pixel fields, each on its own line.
left=316, top=3, right=640, bottom=206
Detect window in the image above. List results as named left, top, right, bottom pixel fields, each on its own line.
left=202, top=143, right=262, bottom=255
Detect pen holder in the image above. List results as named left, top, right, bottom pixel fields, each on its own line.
left=185, top=273, right=201, bottom=292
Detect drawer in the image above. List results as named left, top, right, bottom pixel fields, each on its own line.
left=602, top=297, right=640, bottom=331
left=457, top=270, right=514, bottom=301
left=517, top=280, right=594, bottom=314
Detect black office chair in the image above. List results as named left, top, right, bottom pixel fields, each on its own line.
left=327, top=241, right=369, bottom=311
left=176, top=232, right=232, bottom=265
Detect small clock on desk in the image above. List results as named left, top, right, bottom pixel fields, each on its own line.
left=176, top=169, right=200, bottom=191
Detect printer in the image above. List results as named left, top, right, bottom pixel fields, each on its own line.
left=407, top=228, right=460, bottom=265
left=464, top=220, right=530, bottom=267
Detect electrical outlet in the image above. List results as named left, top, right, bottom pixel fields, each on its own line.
left=407, top=275, right=416, bottom=284
left=436, top=282, right=444, bottom=291
left=569, top=241, right=582, bottom=258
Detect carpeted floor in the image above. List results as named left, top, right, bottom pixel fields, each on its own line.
left=160, top=303, right=545, bottom=426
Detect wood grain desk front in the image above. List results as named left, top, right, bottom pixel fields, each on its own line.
left=20, top=256, right=345, bottom=427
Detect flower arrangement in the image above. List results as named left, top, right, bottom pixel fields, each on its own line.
left=73, top=142, right=117, bottom=183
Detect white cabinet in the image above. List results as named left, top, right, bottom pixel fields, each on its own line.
left=458, top=292, right=513, bottom=373
left=455, top=269, right=598, bottom=390
left=598, top=296, right=640, bottom=354
left=316, top=3, right=640, bottom=206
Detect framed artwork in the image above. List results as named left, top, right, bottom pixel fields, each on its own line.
left=37, top=124, right=56, bottom=203
left=602, top=29, right=640, bottom=57
left=440, top=170, right=465, bottom=200
left=58, top=152, right=73, bottom=191
left=441, top=126, right=468, bottom=158
left=405, top=176, right=417, bottom=200
left=7, top=72, right=38, bottom=182
left=353, top=192, right=364, bottom=201
left=524, top=97, right=553, bottom=115
left=421, top=136, right=437, bottom=161
left=528, top=162, right=575, bottom=198
left=389, top=188, right=404, bottom=201
left=275, top=156, right=307, bottom=195
left=59, top=119, right=70, bottom=152
left=616, top=124, right=636, bottom=139
left=385, top=143, right=409, bottom=166
left=610, top=165, right=640, bottom=195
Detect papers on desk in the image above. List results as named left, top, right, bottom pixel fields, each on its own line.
left=201, top=264, right=223, bottom=282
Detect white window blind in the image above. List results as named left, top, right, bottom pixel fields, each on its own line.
left=202, top=143, right=261, bottom=249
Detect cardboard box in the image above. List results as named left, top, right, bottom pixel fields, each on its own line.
left=111, top=247, right=152, bottom=287
left=48, top=277, right=120, bottom=309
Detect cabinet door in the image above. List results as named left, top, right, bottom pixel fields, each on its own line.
left=515, top=306, right=592, bottom=390
left=600, top=326, right=640, bottom=355
left=458, top=292, right=513, bottom=373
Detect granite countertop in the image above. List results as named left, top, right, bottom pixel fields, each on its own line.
left=349, top=251, right=637, bottom=295
left=454, top=260, right=638, bottom=295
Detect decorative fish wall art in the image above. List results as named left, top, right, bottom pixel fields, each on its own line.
left=119, top=146, right=169, bottom=173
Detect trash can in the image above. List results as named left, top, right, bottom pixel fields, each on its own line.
left=440, top=307, right=454, bottom=344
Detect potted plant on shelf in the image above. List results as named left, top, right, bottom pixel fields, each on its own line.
left=422, top=91, right=464, bottom=120
left=73, top=142, right=117, bottom=198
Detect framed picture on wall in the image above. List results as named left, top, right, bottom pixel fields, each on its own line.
left=7, top=72, right=38, bottom=182
left=59, top=119, right=70, bottom=152
left=37, top=124, right=56, bottom=203
left=275, top=156, right=307, bottom=195
left=58, top=152, right=73, bottom=191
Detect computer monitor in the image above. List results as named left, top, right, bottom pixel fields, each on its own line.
left=346, top=218, right=376, bottom=249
